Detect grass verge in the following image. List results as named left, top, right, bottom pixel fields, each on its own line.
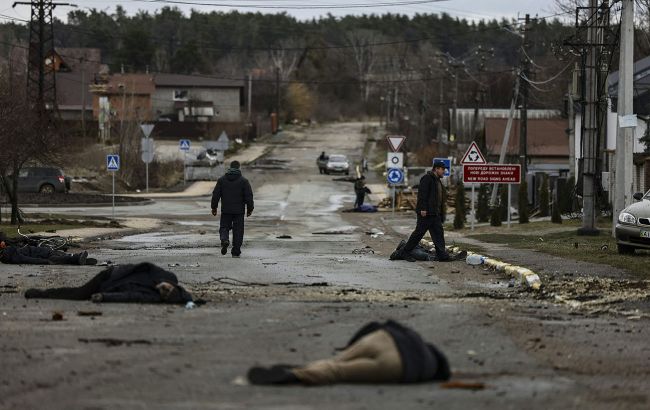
left=467, top=224, right=650, bottom=277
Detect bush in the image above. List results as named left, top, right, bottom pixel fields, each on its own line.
left=539, top=173, right=549, bottom=217
left=519, top=180, right=529, bottom=224
left=500, top=185, right=508, bottom=221
left=453, top=182, right=466, bottom=229
left=490, top=203, right=502, bottom=226
left=476, top=184, right=490, bottom=223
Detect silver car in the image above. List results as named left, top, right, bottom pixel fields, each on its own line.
left=615, top=189, right=650, bottom=254
left=325, top=154, right=350, bottom=175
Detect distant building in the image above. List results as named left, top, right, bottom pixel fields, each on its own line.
left=152, top=74, right=244, bottom=122
left=484, top=117, right=570, bottom=175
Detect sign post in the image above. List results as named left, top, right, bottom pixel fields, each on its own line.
left=179, top=139, right=191, bottom=186
left=460, top=142, right=487, bottom=230
left=387, top=168, right=404, bottom=215
left=107, top=154, right=120, bottom=218
left=140, top=124, right=155, bottom=193
left=463, top=163, right=522, bottom=228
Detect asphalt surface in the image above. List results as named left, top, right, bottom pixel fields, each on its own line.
left=1, top=122, right=649, bottom=409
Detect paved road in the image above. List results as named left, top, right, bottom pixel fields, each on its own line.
left=1, top=123, right=649, bottom=409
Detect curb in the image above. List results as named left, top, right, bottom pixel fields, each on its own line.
left=21, top=199, right=154, bottom=208
left=420, top=240, right=543, bottom=290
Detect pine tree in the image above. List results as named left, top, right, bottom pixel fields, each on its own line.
left=519, top=180, right=529, bottom=224
left=539, top=173, right=549, bottom=217
left=454, top=182, right=466, bottom=229
left=490, top=203, right=502, bottom=226
left=476, top=184, right=490, bottom=223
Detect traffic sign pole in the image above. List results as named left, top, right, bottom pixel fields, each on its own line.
left=471, top=185, right=475, bottom=231
left=112, top=172, right=115, bottom=219
left=146, top=160, right=149, bottom=193
left=183, top=151, right=187, bottom=186
left=507, top=184, right=512, bottom=228
left=392, top=186, right=396, bottom=216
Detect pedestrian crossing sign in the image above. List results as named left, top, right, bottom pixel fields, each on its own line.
left=179, top=139, right=191, bottom=151
left=107, top=154, right=120, bottom=171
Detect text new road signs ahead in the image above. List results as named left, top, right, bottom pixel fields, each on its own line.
left=107, top=154, right=120, bottom=171
left=463, top=164, right=521, bottom=184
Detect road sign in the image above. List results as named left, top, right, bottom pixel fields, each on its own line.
left=140, top=123, right=155, bottom=138
left=107, top=154, right=120, bottom=171
left=386, top=135, right=406, bottom=152
left=179, top=139, right=191, bottom=151
left=141, top=137, right=154, bottom=152
left=463, top=164, right=521, bottom=184
left=387, top=168, right=404, bottom=184
left=205, top=131, right=230, bottom=151
left=461, top=141, right=487, bottom=164
left=141, top=151, right=154, bottom=164
left=433, top=157, right=451, bottom=177
left=386, top=152, right=404, bottom=169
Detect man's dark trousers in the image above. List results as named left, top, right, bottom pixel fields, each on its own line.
left=220, top=213, right=245, bottom=256
left=355, top=191, right=365, bottom=208
left=402, top=214, right=449, bottom=260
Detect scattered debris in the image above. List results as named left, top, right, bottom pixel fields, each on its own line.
left=167, top=263, right=200, bottom=268
left=78, top=338, right=152, bottom=347
left=312, top=227, right=357, bottom=235
left=276, top=235, right=292, bottom=239
left=77, top=311, right=102, bottom=317
left=352, top=247, right=375, bottom=254
left=440, top=381, right=486, bottom=390
left=52, top=312, right=64, bottom=321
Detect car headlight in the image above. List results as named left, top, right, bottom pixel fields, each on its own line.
left=618, top=212, right=636, bottom=225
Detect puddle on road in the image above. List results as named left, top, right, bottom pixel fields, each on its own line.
left=309, top=194, right=354, bottom=215
left=118, top=232, right=203, bottom=244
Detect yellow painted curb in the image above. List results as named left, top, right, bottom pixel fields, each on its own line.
left=433, top=243, right=543, bottom=290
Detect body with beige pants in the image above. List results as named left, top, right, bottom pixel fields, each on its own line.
left=248, top=320, right=450, bottom=385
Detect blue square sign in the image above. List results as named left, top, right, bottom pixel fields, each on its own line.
left=107, top=154, right=120, bottom=171
left=179, top=139, right=191, bottom=151
left=433, top=157, right=451, bottom=177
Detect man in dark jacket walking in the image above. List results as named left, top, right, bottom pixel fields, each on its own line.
left=211, top=161, right=254, bottom=257
left=400, top=160, right=450, bottom=262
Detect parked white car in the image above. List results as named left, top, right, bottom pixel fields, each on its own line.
left=615, top=189, right=650, bottom=254
left=325, top=154, right=350, bottom=175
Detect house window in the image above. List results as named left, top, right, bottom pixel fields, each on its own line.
left=173, top=90, right=189, bottom=101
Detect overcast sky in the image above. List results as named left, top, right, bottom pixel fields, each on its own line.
left=0, top=0, right=568, bottom=25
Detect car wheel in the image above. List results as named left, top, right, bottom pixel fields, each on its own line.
left=617, top=243, right=635, bottom=254
left=39, top=184, right=55, bottom=194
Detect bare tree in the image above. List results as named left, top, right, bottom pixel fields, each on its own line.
left=344, top=29, right=383, bottom=103
left=268, top=39, right=304, bottom=82
left=0, top=72, right=62, bottom=224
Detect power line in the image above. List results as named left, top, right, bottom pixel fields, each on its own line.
left=127, top=0, right=451, bottom=10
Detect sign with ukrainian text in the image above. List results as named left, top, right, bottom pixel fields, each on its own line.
left=463, top=164, right=521, bottom=184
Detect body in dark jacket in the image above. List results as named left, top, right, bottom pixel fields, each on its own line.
left=211, top=162, right=254, bottom=257
left=346, top=320, right=451, bottom=383
left=0, top=245, right=89, bottom=265
left=247, top=319, right=450, bottom=385
left=24, top=262, right=193, bottom=304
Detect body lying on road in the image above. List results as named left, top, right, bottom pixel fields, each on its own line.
left=247, top=320, right=450, bottom=385
left=24, top=262, right=194, bottom=304
left=0, top=243, right=95, bottom=265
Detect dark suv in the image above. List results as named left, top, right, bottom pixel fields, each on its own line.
left=15, top=167, right=71, bottom=194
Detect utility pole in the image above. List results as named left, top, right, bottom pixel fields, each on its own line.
left=568, top=79, right=576, bottom=180
left=519, top=14, right=531, bottom=179
left=247, top=72, right=252, bottom=122
left=275, top=67, right=280, bottom=120
left=579, top=0, right=600, bottom=236
left=613, top=0, right=635, bottom=236
left=13, top=1, right=76, bottom=114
